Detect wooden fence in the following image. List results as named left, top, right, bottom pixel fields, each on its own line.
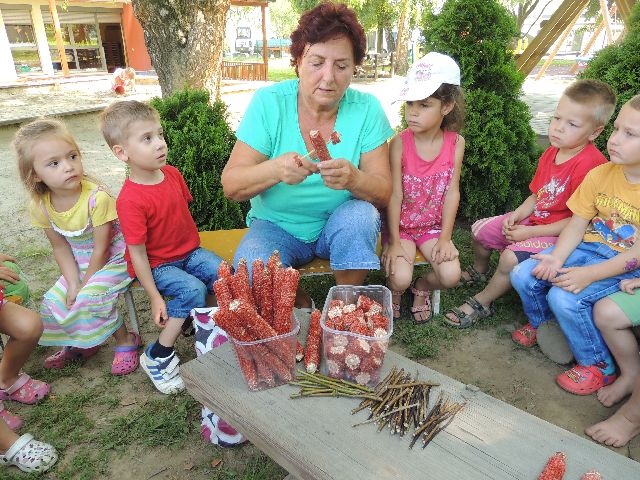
left=222, top=61, right=267, bottom=81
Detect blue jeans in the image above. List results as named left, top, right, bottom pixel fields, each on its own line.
left=510, top=241, right=640, bottom=367
left=234, top=199, right=381, bottom=275
left=151, top=247, right=223, bottom=318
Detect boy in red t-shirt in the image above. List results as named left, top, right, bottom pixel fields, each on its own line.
left=100, top=101, right=223, bottom=394
left=444, top=79, right=615, bottom=331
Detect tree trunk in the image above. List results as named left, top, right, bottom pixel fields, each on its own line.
left=132, top=0, right=230, bottom=101
left=376, top=25, right=384, bottom=53
left=394, top=0, right=410, bottom=75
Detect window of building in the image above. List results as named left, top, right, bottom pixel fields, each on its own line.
left=6, top=24, right=42, bottom=74
left=45, top=22, right=103, bottom=71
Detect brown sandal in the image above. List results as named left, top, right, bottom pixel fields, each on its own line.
left=459, top=265, right=490, bottom=286
left=410, top=279, right=432, bottom=324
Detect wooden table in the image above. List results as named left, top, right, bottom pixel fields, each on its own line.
left=182, top=344, right=639, bottom=479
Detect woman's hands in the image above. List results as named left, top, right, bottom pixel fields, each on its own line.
left=277, top=152, right=318, bottom=185
left=317, top=158, right=358, bottom=190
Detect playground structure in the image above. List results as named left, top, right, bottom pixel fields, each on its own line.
left=516, top=0, right=636, bottom=78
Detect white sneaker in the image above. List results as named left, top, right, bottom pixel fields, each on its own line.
left=140, top=346, right=185, bottom=394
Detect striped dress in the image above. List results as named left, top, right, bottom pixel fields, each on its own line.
left=39, top=189, right=132, bottom=348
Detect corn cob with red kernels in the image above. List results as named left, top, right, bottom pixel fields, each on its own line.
left=229, top=259, right=255, bottom=309
left=304, top=309, right=323, bottom=373
left=217, top=261, right=234, bottom=280
left=213, top=277, right=233, bottom=311
left=309, top=130, right=332, bottom=161
left=230, top=300, right=277, bottom=339
left=212, top=306, right=252, bottom=341
left=538, top=452, right=566, bottom=480
left=253, top=343, right=294, bottom=382
left=329, top=131, right=342, bottom=145
left=272, top=267, right=299, bottom=334
left=251, top=260, right=273, bottom=325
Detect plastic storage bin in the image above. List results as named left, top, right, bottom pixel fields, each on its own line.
left=230, top=317, right=300, bottom=391
left=320, top=285, right=393, bottom=386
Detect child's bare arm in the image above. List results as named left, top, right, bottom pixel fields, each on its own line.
left=44, top=228, right=81, bottom=307
left=531, top=215, right=588, bottom=280
left=552, top=239, right=640, bottom=294
left=432, top=136, right=465, bottom=264
left=506, top=194, right=537, bottom=226
left=80, top=222, right=112, bottom=287
left=381, top=135, right=411, bottom=275
left=128, top=244, right=168, bottom=327
left=518, top=217, right=572, bottom=238
left=44, top=228, right=80, bottom=285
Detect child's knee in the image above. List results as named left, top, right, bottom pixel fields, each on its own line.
left=387, top=271, right=412, bottom=291
left=593, top=299, right=617, bottom=329
left=497, top=250, right=518, bottom=274
left=14, top=310, right=43, bottom=342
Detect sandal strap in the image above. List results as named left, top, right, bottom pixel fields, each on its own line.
left=411, top=305, right=431, bottom=313
left=2, top=433, right=34, bottom=463
left=445, top=307, right=474, bottom=328
left=463, top=265, right=489, bottom=283
left=410, top=283, right=430, bottom=297
left=463, top=297, right=490, bottom=315
left=2, top=373, right=30, bottom=396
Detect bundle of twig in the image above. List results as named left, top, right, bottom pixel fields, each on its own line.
left=289, top=371, right=381, bottom=401
left=352, top=366, right=464, bottom=449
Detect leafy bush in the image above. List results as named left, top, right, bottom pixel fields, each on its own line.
left=420, top=0, right=539, bottom=220
left=150, top=89, right=248, bottom=231
left=580, top=2, right=640, bottom=154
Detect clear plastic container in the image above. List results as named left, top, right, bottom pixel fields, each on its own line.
left=230, top=316, right=300, bottom=391
left=320, top=285, right=393, bottom=387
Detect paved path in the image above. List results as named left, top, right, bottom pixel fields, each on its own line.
left=0, top=74, right=569, bottom=136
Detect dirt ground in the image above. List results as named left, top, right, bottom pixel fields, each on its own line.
left=1, top=104, right=638, bottom=478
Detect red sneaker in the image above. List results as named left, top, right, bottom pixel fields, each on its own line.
left=512, top=323, right=537, bottom=347
left=556, top=365, right=617, bottom=395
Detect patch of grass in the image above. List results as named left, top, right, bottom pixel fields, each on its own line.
left=14, top=246, right=51, bottom=259
left=97, top=394, right=198, bottom=450
left=204, top=452, right=287, bottom=480
left=267, top=66, right=296, bottom=82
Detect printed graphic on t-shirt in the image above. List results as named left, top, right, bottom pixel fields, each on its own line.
left=586, top=194, right=640, bottom=249
left=532, top=176, right=569, bottom=220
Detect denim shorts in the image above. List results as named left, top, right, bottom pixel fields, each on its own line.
left=234, top=199, right=381, bottom=274
left=151, top=247, right=223, bottom=318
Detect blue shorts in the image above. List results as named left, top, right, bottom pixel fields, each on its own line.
left=234, top=199, right=381, bottom=274
left=151, top=247, right=222, bottom=318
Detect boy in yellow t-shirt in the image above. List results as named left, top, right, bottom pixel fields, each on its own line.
left=510, top=95, right=640, bottom=397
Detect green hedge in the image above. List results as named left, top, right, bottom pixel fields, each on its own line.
left=150, top=89, right=249, bottom=231
left=580, top=2, right=640, bottom=154
left=421, top=0, right=539, bottom=220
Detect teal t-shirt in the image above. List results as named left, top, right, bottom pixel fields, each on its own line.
left=236, top=79, right=394, bottom=243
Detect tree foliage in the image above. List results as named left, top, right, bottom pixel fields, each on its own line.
left=150, top=89, right=249, bottom=231
left=579, top=1, right=640, bottom=154
left=422, top=0, right=539, bottom=220
left=270, top=0, right=299, bottom=39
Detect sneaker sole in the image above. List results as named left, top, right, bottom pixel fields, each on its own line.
left=537, top=320, right=574, bottom=365
left=139, top=356, right=185, bottom=394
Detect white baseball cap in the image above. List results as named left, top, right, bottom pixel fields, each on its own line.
left=395, top=52, right=461, bottom=102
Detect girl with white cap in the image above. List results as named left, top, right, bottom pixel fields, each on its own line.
left=381, top=52, right=465, bottom=324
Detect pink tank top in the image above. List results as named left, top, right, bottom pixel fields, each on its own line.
left=399, top=128, right=457, bottom=234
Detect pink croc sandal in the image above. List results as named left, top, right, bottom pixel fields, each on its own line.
left=556, top=365, right=617, bottom=395
left=44, top=345, right=101, bottom=369
left=111, top=332, right=142, bottom=376
left=512, top=322, right=537, bottom=347
left=0, top=401, right=22, bottom=431
left=0, top=374, right=49, bottom=405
